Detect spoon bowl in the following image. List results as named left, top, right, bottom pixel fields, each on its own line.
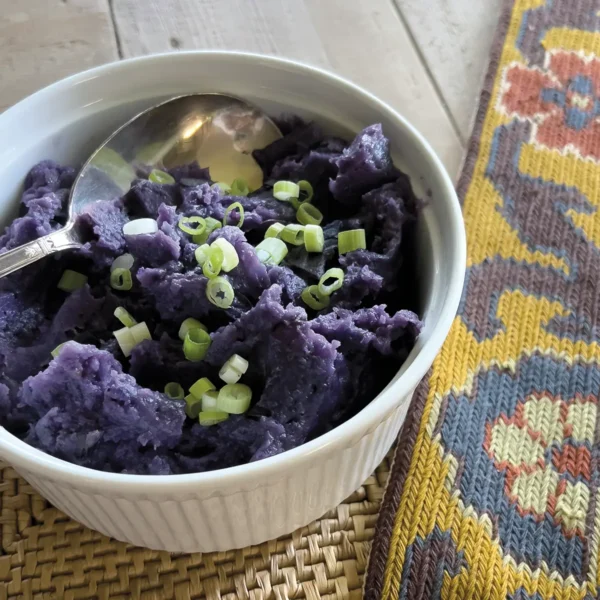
left=0, top=94, right=282, bottom=279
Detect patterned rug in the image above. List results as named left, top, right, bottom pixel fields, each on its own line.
left=364, top=0, right=600, bottom=598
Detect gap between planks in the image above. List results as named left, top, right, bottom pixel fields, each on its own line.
left=110, top=0, right=465, bottom=177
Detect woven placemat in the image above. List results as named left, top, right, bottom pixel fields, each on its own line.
left=364, top=0, right=600, bottom=598
left=0, top=453, right=390, bottom=599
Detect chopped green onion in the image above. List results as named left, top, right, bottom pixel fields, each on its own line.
left=178, top=216, right=206, bottom=236
left=164, top=382, right=185, bottom=400
left=304, top=224, right=324, bottom=253
left=199, top=411, right=229, bottom=426
left=193, top=217, right=222, bottom=244
left=211, top=238, right=239, bottom=272
left=280, top=224, right=305, bottom=246
left=110, top=253, right=134, bottom=272
left=194, top=244, right=211, bottom=266
left=178, top=318, right=207, bottom=341
left=255, top=238, right=288, bottom=266
left=273, top=180, right=299, bottom=201
left=114, top=307, right=137, bottom=328
left=202, top=390, right=219, bottom=411
left=296, top=202, right=323, bottom=226
left=57, top=270, right=87, bottom=292
left=318, top=268, right=345, bottom=296
left=183, top=328, right=211, bottom=362
left=338, top=229, right=366, bottom=255
left=298, top=180, right=314, bottom=203
left=217, top=383, right=252, bottom=414
left=219, top=354, right=249, bottom=384
left=110, top=268, right=133, bottom=291
left=129, top=321, right=152, bottom=345
left=301, top=285, right=331, bottom=310
left=265, top=223, right=285, bottom=239
left=51, top=342, right=66, bottom=359
left=206, top=276, right=234, bottom=309
left=211, top=182, right=232, bottom=194
left=189, top=377, right=216, bottom=400
left=223, top=202, right=245, bottom=228
left=113, top=326, right=136, bottom=357
left=202, top=244, right=224, bottom=279
left=185, top=394, right=203, bottom=419
left=230, top=178, right=250, bottom=197
left=206, top=216, right=223, bottom=231
left=123, top=218, right=158, bottom=236
left=149, top=169, right=175, bottom=185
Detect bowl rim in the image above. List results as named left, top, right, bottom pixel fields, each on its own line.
left=0, top=50, right=466, bottom=492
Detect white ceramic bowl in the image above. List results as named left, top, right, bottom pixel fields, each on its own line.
left=0, top=51, right=465, bottom=552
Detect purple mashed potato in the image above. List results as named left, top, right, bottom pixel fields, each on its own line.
left=0, top=118, right=422, bottom=475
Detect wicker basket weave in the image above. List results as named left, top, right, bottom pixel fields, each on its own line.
left=0, top=453, right=391, bottom=599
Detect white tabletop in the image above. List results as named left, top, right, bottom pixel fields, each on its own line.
left=0, top=0, right=501, bottom=179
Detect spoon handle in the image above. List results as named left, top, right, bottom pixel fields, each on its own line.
left=0, top=227, right=81, bottom=279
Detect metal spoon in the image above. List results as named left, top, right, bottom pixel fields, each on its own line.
left=0, top=94, right=282, bottom=279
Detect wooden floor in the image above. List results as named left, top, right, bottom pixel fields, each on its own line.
left=0, top=0, right=501, bottom=179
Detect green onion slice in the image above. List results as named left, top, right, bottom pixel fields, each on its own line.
left=304, top=224, right=324, bottom=253
left=230, top=178, right=250, bottom=197
left=211, top=182, right=232, bottom=193
left=178, top=317, right=207, bottom=341
left=273, top=180, right=299, bottom=202
left=301, top=285, right=331, bottom=310
left=201, top=390, right=219, bottom=411
left=194, top=244, right=211, bottom=266
left=202, top=244, right=224, bottom=279
left=122, top=218, right=158, bottom=236
left=318, top=268, right=345, bottom=296
left=265, top=223, right=285, bottom=239
left=206, top=276, right=234, bottom=309
left=57, top=270, right=87, bottom=292
left=193, top=217, right=222, bottom=244
left=113, top=326, right=136, bottom=357
left=110, top=253, right=134, bottom=272
left=199, top=411, right=229, bottom=426
left=189, top=377, right=216, bottom=400
left=110, top=268, right=133, bottom=291
left=217, top=383, right=252, bottom=414
left=178, top=216, right=206, bottom=236
left=298, top=180, right=314, bottom=203
left=114, top=307, right=137, bottom=328
left=185, top=394, right=203, bottom=419
left=296, top=202, right=323, bottom=226
left=219, top=354, right=249, bottom=384
left=149, top=169, right=175, bottom=185
left=164, top=382, right=185, bottom=400
left=51, top=342, right=66, bottom=359
left=255, top=238, right=288, bottom=266
left=223, top=202, right=245, bottom=228
left=183, top=328, right=211, bottom=362
left=280, top=224, right=305, bottom=246
left=129, top=321, right=152, bottom=345
left=211, top=238, right=239, bottom=272
left=338, top=229, right=366, bottom=255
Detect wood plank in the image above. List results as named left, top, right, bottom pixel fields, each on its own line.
left=395, top=0, right=502, bottom=140
left=0, top=0, right=119, bottom=112
left=111, top=0, right=465, bottom=177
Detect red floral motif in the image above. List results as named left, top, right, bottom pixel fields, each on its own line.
left=484, top=392, right=596, bottom=538
left=501, top=50, right=600, bottom=159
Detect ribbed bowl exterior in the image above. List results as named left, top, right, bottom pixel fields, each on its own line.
left=16, top=397, right=410, bottom=552
left=0, top=50, right=466, bottom=555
